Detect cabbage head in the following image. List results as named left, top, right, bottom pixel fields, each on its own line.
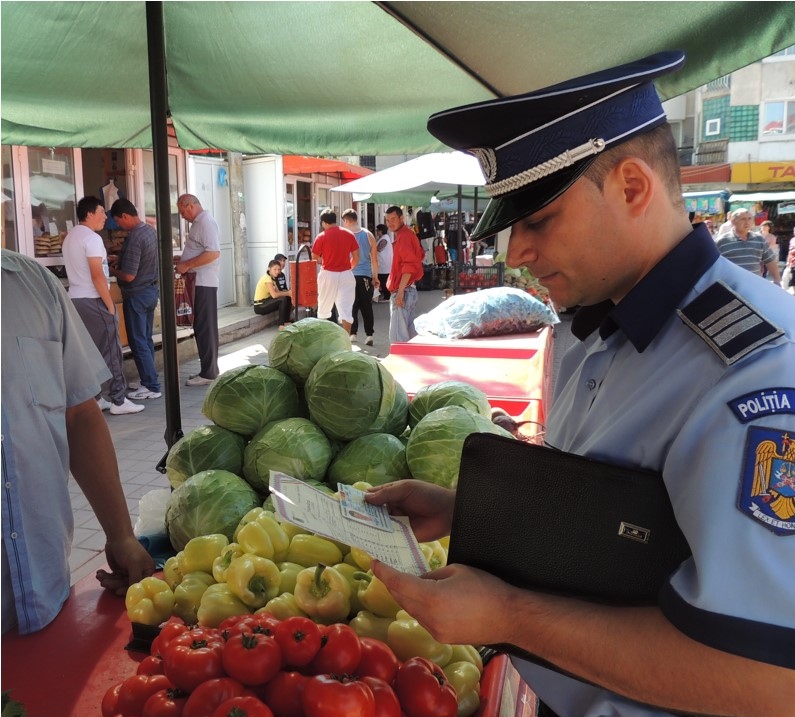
left=328, top=433, right=410, bottom=486
left=202, top=365, right=300, bottom=437
left=406, top=406, right=513, bottom=488
left=268, top=318, right=352, bottom=386
left=166, top=469, right=261, bottom=551
left=243, top=417, right=333, bottom=492
left=408, top=380, right=492, bottom=428
left=165, top=425, right=247, bottom=489
left=305, top=351, right=408, bottom=441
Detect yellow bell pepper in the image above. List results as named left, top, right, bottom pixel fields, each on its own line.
left=348, top=610, right=395, bottom=642
left=332, top=563, right=366, bottom=616
left=443, top=661, right=482, bottom=717
left=277, top=561, right=305, bottom=595
left=354, top=571, right=401, bottom=618
left=420, top=541, right=448, bottom=571
left=387, top=610, right=453, bottom=667
left=438, top=535, right=451, bottom=551
left=173, top=571, right=216, bottom=625
left=179, top=534, right=229, bottom=574
left=260, top=592, right=309, bottom=620
left=212, top=542, right=246, bottom=583
left=226, top=553, right=281, bottom=609
left=163, top=554, right=184, bottom=590
left=348, top=546, right=372, bottom=571
left=294, top=564, right=351, bottom=624
left=286, top=534, right=343, bottom=567
left=235, top=509, right=290, bottom=561
left=449, top=644, right=484, bottom=673
left=197, top=583, right=251, bottom=627
left=125, top=576, right=175, bottom=626
left=281, top=521, right=311, bottom=540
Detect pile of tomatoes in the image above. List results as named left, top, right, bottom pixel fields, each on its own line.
left=101, top=612, right=460, bottom=717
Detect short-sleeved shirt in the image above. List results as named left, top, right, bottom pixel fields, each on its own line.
left=254, top=273, right=278, bottom=302
left=181, top=210, right=221, bottom=288
left=118, top=221, right=159, bottom=295
left=517, top=224, right=795, bottom=716
left=1, top=250, right=110, bottom=634
left=715, top=231, right=776, bottom=276
left=312, top=225, right=358, bottom=272
left=61, top=224, right=109, bottom=298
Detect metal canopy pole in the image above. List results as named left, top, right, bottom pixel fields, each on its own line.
left=146, top=1, right=183, bottom=468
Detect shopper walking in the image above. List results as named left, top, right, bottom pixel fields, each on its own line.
left=109, top=199, right=161, bottom=400
left=61, top=196, right=143, bottom=415
left=176, top=194, right=221, bottom=386
left=311, top=210, right=359, bottom=335
left=384, top=205, right=425, bottom=344
left=342, top=209, right=379, bottom=345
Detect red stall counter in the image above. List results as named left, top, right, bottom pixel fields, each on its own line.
left=2, top=572, right=539, bottom=717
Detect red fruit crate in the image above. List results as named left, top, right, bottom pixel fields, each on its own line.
left=454, top=262, right=505, bottom=294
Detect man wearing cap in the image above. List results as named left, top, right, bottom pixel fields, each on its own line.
left=368, top=51, right=794, bottom=716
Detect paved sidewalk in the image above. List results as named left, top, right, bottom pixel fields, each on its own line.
left=69, top=290, right=449, bottom=584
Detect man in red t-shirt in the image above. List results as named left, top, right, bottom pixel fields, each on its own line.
left=312, top=210, right=360, bottom=334
left=385, top=205, right=425, bottom=343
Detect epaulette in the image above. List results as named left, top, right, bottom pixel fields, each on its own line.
left=677, top=281, right=783, bottom=365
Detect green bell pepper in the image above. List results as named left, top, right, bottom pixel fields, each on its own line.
left=387, top=610, right=453, bottom=667
left=125, top=576, right=175, bottom=626
left=179, top=534, right=229, bottom=574
left=443, top=661, right=482, bottom=717
left=260, top=592, right=309, bottom=620
left=353, top=571, right=401, bottom=618
left=173, top=571, right=216, bottom=625
left=294, top=564, right=351, bottom=624
left=196, top=583, right=251, bottom=628
left=420, top=540, right=448, bottom=571
left=226, top=553, right=281, bottom=609
left=449, top=644, right=484, bottom=673
left=331, top=562, right=366, bottom=616
left=348, top=610, right=395, bottom=643
left=286, top=534, right=343, bottom=568
left=163, top=554, right=184, bottom=590
left=277, top=561, right=305, bottom=595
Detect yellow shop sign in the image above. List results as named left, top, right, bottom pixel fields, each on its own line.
left=731, top=162, right=795, bottom=183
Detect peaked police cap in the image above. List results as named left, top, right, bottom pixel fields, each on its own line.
left=427, top=51, right=686, bottom=239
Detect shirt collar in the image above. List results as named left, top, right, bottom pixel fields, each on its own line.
left=571, top=223, right=719, bottom=351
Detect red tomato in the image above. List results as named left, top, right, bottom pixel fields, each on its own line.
left=274, top=616, right=322, bottom=667
left=137, top=655, right=166, bottom=675
left=354, top=637, right=400, bottom=684
left=211, top=696, right=274, bottom=717
left=258, top=671, right=306, bottom=717
left=182, top=678, right=255, bottom=717
left=361, top=677, right=401, bottom=717
left=222, top=632, right=282, bottom=686
left=116, top=674, right=174, bottom=717
left=302, top=674, right=375, bottom=717
left=393, top=657, right=457, bottom=717
left=164, top=633, right=226, bottom=692
left=142, top=688, right=190, bottom=717
left=309, top=623, right=361, bottom=675
left=151, top=619, right=190, bottom=658
left=222, top=613, right=280, bottom=642
left=101, top=683, right=122, bottom=717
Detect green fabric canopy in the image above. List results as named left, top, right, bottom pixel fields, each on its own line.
left=3, top=1, right=794, bottom=153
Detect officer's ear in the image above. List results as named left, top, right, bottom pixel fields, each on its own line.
left=608, top=157, right=655, bottom=220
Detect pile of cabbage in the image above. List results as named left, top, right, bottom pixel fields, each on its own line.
left=164, top=317, right=513, bottom=549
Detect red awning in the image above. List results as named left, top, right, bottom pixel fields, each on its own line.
left=680, top=164, right=731, bottom=183
left=282, top=156, right=372, bottom=180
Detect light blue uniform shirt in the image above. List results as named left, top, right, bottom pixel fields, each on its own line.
left=1, top=250, right=110, bottom=634
left=516, top=225, right=795, bottom=716
left=352, top=229, right=374, bottom=277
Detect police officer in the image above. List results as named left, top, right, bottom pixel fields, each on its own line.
left=367, top=51, right=795, bottom=717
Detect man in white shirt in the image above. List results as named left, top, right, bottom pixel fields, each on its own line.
left=61, top=196, right=143, bottom=415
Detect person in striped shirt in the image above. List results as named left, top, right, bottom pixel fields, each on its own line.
left=716, top=209, right=782, bottom=285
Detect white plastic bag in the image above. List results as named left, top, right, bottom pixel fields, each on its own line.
left=133, top=488, right=172, bottom=537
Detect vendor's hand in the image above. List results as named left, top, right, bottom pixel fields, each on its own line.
left=97, top=535, right=156, bottom=596
left=365, top=480, right=454, bottom=542
left=371, top=559, right=518, bottom=647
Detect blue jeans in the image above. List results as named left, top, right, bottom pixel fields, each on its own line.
left=122, top=284, right=160, bottom=392
left=389, top=285, right=418, bottom=344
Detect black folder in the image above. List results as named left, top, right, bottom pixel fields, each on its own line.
left=448, top=433, right=692, bottom=605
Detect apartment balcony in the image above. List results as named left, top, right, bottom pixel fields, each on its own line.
left=694, top=139, right=728, bottom=165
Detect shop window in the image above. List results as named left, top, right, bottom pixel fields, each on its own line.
left=2, top=146, right=17, bottom=251
left=143, top=150, right=181, bottom=249
left=705, top=119, right=721, bottom=137
left=761, top=101, right=795, bottom=136
left=27, top=147, right=78, bottom=258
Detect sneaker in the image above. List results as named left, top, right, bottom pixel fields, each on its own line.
left=128, top=387, right=162, bottom=400
left=350, top=334, right=358, bottom=343
left=127, top=380, right=141, bottom=390
left=186, top=374, right=213, bottom=386
left=364, top=336, right=374, bottom=346
left=96, top=397, right=113, bottom=411
left=109, top=398, right=145, bottom=415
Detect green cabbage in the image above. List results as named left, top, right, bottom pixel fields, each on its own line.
left=268, top=317, right=352, bottom=386
left=405, top=405, right=514, bottom=488
left=165, top=424, right=247, bottom=489
left=202, top=365, right=300, bottom=437
left=243, top=417, right=333, bottom=492
left=165, top=469, right=261, bottom=551
left=328, top=433, right=410, bottom=486
left=408, top=380, right=492, bottom=428
left=305, top=351, right=409, bottom=441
